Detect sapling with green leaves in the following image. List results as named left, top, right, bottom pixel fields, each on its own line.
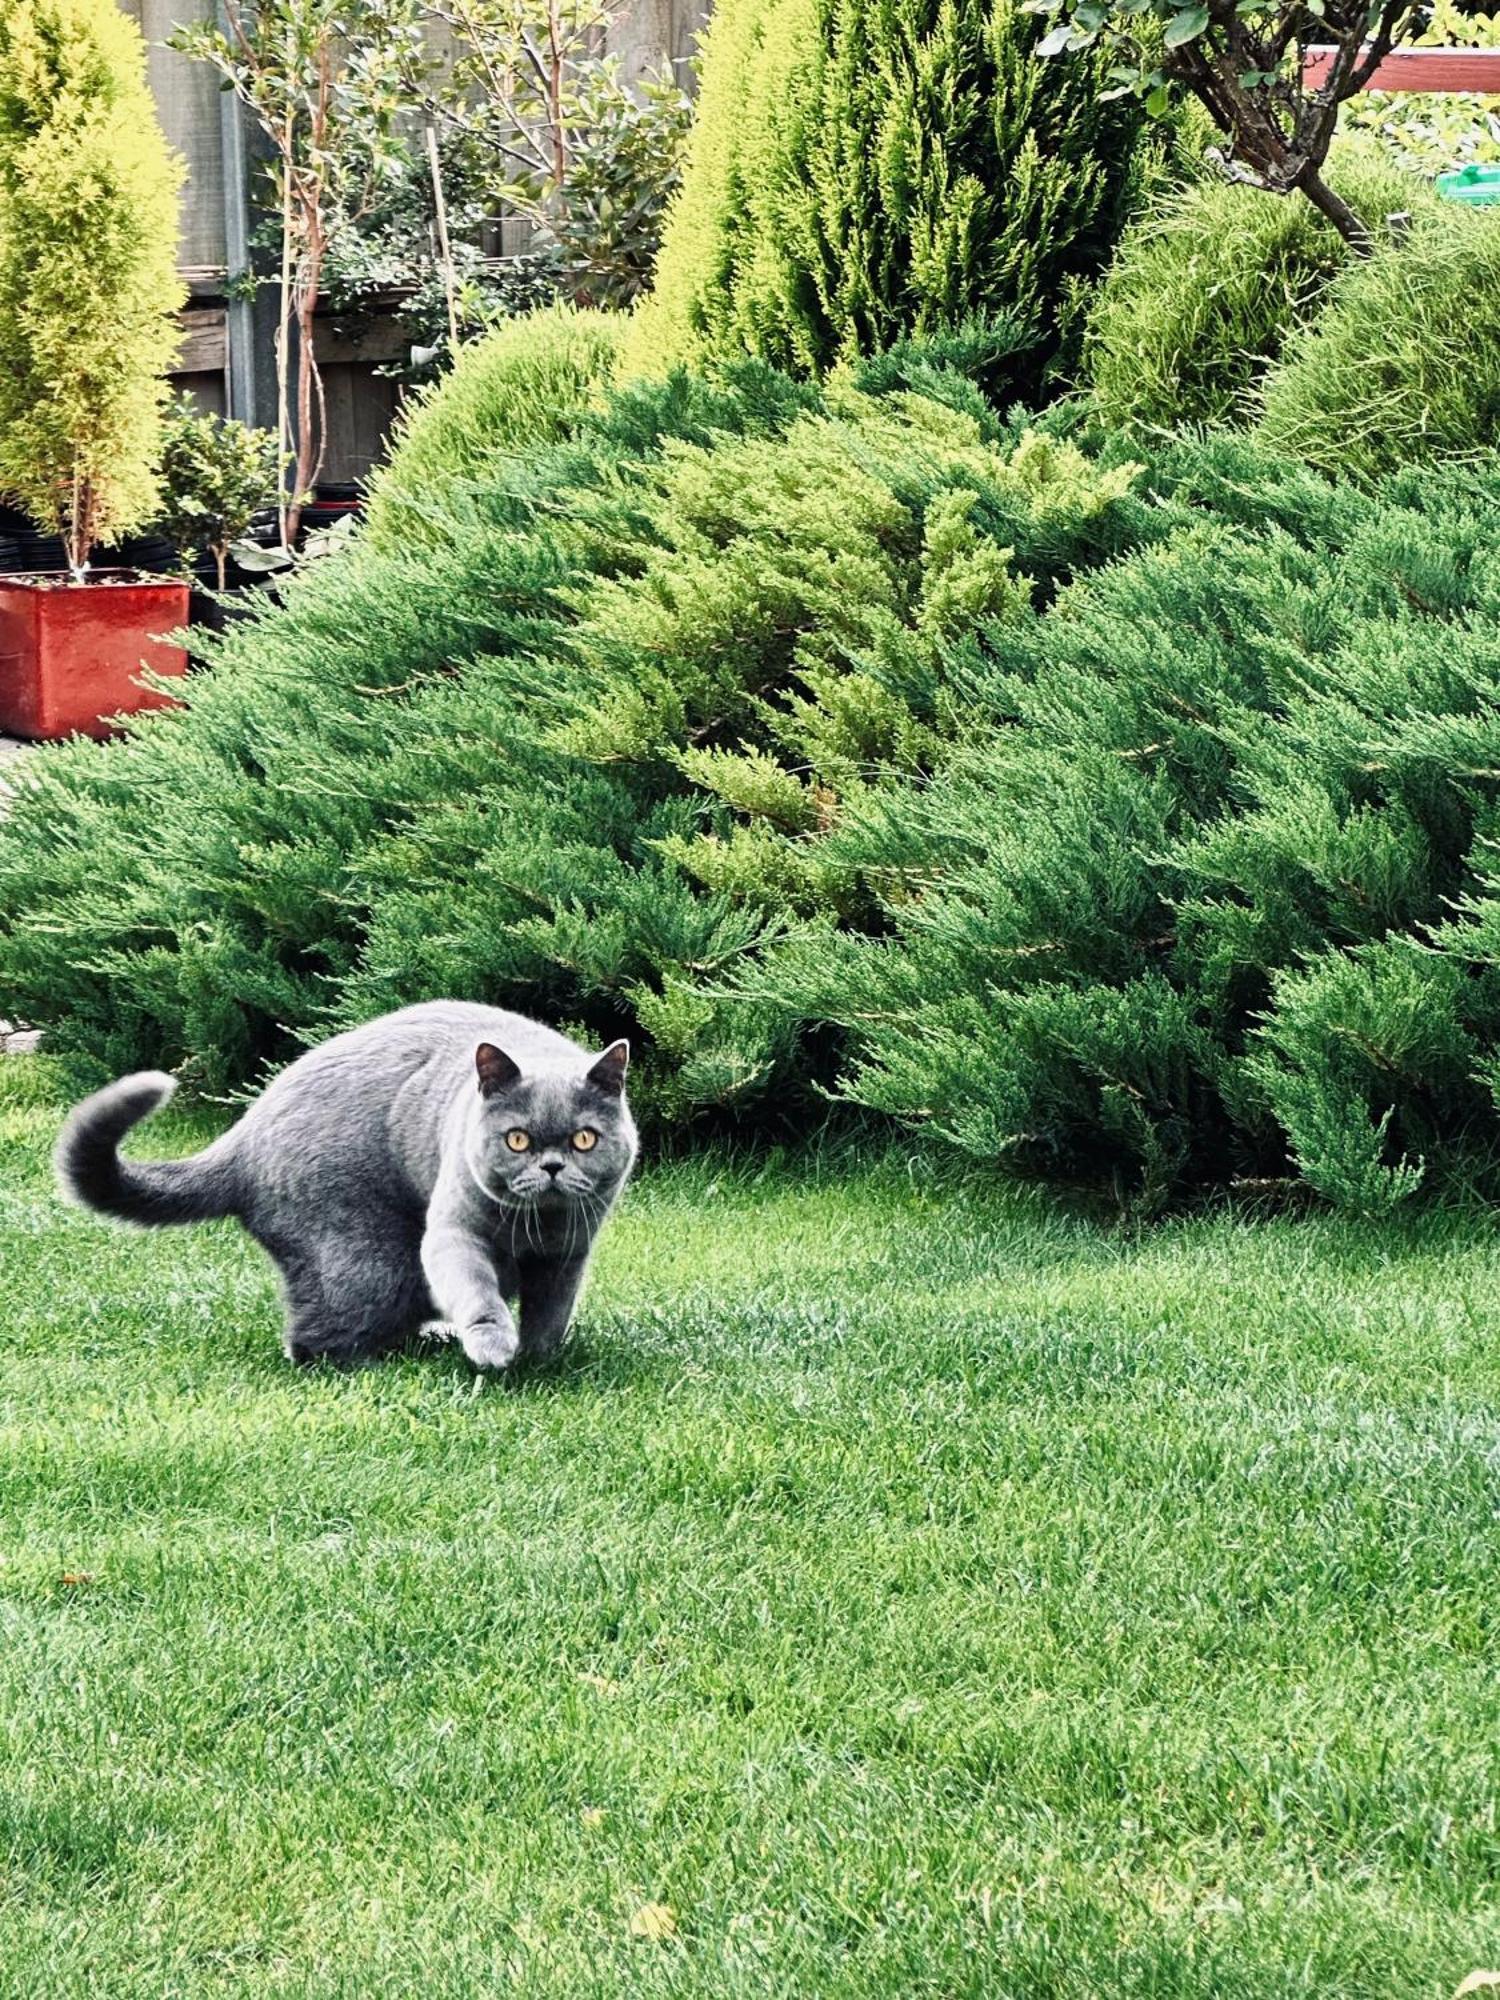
left=155, top=398, right=288, bottom=592
left=418, top=0, right=622, bottom=220
left=403, top=0, right=694, bottom=320
left=170, top=0, right=426, bottom=542
left=1024, top=0, right=1431, bottom=248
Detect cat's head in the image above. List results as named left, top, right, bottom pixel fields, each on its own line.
left=467, top=1039, right=637, bottom=1207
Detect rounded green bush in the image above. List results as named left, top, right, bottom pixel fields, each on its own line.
left=364, top=305, right=625, bottom=551
left=1085, top=142, right=1429, bottom=433
left=1257, top=206, right=1500, bottom=482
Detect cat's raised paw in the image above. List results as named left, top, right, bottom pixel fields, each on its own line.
left=460, top=1315, right=521, bottom=1372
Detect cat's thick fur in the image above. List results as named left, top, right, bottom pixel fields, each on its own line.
left=56, top=1002, right=637, bottom=1370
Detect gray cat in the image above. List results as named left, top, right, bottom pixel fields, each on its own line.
left=56, top=1002, right=637, bottom=1370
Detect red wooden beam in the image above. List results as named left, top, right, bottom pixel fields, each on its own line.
left=1303, top=44, right=1500, bottom=91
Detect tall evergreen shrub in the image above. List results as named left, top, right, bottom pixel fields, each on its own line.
left=621, top=0, right=1148, bottom=389
left=0, top=0, right=184, bottom=569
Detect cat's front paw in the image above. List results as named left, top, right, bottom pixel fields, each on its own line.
left=460, top=1314, right=521, bottom=1372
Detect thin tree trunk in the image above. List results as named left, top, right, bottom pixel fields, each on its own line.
left=276, top=142, right=295, bottom=547
left=288, top=238, right=323, bottom=545
left=424, top=118, right=461, bottom=351
left=547, top=0, right=567, bottom=187
left=68, top=466, right=86, bottom=579
left=1297, top=164, right=1375, bottom=254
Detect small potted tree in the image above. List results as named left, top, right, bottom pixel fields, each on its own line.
left=0, top=0, right=189, bottom=741
left=155, top=396, right=288, bottom=628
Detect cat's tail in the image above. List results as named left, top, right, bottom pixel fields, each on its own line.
left=56, top=1073, right=238, bottom=1228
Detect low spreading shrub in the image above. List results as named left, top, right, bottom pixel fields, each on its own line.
left=1085, top=141, right=1428, bottom=432
left=4, top=320, right=1500, bottom=1215
left=0, top=344, right=1151, bottom=1104
left=756, top=449, right=1500, bottom=1212
left=1257, top=208, right=1500, bottom=483
left=0, top=350, right=823, bottom=1091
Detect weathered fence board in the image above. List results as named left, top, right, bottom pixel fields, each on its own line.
left=1303, top=44, right=1500, bottom=90
left=123, top=0, right=227, bottom=273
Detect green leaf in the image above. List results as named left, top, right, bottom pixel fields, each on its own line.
left=1145, top=80, right=1172, bottom=113
left=1163, top=5, right=1209, bottom=44
left=1037, top=22, right=1074, bottom=54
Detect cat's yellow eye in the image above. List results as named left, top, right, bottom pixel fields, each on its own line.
left=571, top=1128, right=599, bottom=1152
left=505, top=1129, right=531, bottom=1152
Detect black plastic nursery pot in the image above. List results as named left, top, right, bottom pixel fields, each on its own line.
left=296, top=483, right=363, bottom=545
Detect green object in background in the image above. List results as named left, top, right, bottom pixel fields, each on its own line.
left=1438, top=161, right=1500, bottom=202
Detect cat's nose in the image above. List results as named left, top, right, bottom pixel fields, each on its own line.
left=540, top=1158, right=564, bottom=1178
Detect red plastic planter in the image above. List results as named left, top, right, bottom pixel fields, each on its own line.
left=0, top=570, right=190, bottom=741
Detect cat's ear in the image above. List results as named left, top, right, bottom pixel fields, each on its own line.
left=586, top=1040, right=630, bottom=1097
left=476, top=1043, right=521, bottom=1098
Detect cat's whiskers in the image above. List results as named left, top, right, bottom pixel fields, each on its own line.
left=568, top=1188, right=607, bottom=1262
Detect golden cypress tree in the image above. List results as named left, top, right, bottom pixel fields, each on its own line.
left=0, top=0, right=185, bottom=572
left=625, top=0, right=1147, bottom=386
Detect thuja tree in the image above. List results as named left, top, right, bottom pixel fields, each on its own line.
left=624, top=0, right=1150, bottom=385
left=1024, top=0, right=1431, bottom=248
left=0, top=0, right=184, bottom=573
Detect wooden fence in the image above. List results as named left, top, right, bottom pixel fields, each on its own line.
left=1303, top=44, right=1500, bottom=90
left=126, top=0, right=708, bottom=486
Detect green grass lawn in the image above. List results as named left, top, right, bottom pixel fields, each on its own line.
left=3, top=1055, right=1499, bottom=1997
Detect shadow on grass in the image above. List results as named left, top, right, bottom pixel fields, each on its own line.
left=277, top=1326, right=635, bottom=1399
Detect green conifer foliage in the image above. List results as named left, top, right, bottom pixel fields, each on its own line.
left=1085, top=139, right=1430, bottom=433
left=1257, top=208, right=1500, bottom=484
left=783, top=452, right=1500, bottom=1210
left=622, top=0, right=1146, bottom=390
left=0, top=0, right=185, bottom=568
left=0, top=355, right=1144, bottom=1114
left=4, top=336, right=1500, bottom=1213
left=363, top=306, right=625, bottom=553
